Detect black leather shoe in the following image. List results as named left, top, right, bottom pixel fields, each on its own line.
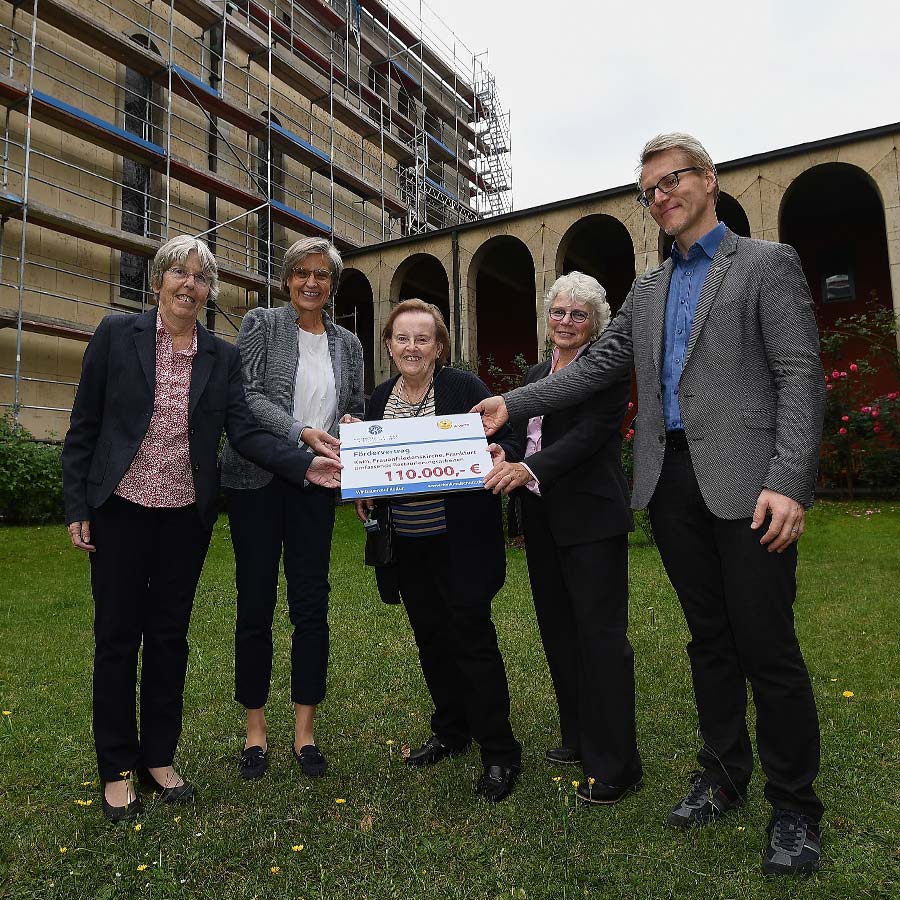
left=101, top=784, right=143, bottom=823
left=475, top=765, right=520, bottom=802
left=545, top=746, right=581, bottom=765
left=406, top=735, right=469, bottom=768
left=575, top=777, right=643, bottom=805
left=239, top=745, right=269, bottom=781
left=293, top=743, right=328, bottom=777
left=137, top=768, right=195, bottom=804
left=667, top=771, right=743, bottom=828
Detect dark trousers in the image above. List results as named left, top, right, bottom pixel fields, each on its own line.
left=226, top=478, right=334, bottom=709
left=521, top=493, right=642, bottom=785
left=395, top=533, right=521, bottom=768
left=648, top=445, right=823, bottom=819
left=89, top=495, right=212, bottom=781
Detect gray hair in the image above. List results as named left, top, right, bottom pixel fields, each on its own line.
left=280, top=237, right=343, bottom=299
left=638, top=132, right=719, bottom=202
left=545, top=272, right=610, bottom=340
left=150, top=235, right=219, bottom=303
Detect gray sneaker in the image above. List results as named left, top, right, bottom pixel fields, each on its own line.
left=762, top=810, right=821, bottom=876
left=667, top=771, right=743, bottom=828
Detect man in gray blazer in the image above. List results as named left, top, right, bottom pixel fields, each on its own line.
left=477, top=133, right=825, bottom=876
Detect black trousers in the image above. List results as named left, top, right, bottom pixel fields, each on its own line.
left=395, top=533, right=521, bottom=768
left=226, top=478, right=334, bottom=709
left=648, top=445, right=823, bottom=819
left=89, top=495, right=212, bottom=781
left=521, top=493, right=642, bottom=785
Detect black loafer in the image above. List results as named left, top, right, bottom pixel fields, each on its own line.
left=101, top=784, right=143, bottom=823
left=137, top=768, right=195, bottom=804
left=239, top=745, right=269, bottom=781
left=475, top=764, right=520, bottom=802
left=293, top=743, right=328, bottom=778
left=575, top=777, right=643, bottom=805
left=545, top=746, right=581, bottom=765
left=406, top=735, right=470, bottom=768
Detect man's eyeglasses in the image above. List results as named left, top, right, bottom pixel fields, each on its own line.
left=293, top=268, right=332, bottom=282
left=636, top=166, right=703, bottom=208
left=549, top=307, right=590, bottom=324
left=166, top=266, right=210, bottom=288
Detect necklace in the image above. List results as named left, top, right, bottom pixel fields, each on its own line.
left=398, top=375, right=434, bottom=417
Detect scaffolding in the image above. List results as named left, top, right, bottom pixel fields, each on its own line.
left=0, top=0, right=511, bottom=436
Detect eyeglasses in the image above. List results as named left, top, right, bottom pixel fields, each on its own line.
left=166, top=266, right=210, bottom=288
left=549, top=307, right=590, bottom=324
left=391, top=335, right=435, bottom=348
left=293, top=268, right=332, bottom=282
left=636, top=166, right=703, bottom=208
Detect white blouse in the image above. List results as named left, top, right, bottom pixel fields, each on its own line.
left=293, top=326, right=337, bottom=434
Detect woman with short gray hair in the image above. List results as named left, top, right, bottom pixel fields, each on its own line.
left=485, top=271, right=642, bottom=803
left=221, top=236, right=364, bottom=781
left=61, top=235, right=340, bottom=821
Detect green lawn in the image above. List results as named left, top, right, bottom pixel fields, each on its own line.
left=0, top=502, right=898, bottom=899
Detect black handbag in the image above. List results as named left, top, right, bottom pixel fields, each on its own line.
left=364, top=502, right=393, bottom=566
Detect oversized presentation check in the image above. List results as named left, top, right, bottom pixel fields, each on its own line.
left=339, top=413, right=493, bottom=500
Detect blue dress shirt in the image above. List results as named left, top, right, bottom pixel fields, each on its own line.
left=661, top=222, right=727, bottom=431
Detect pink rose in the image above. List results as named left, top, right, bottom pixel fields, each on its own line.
left=838, top=427, right=848, bottom=435
left=871, top=408, right=880, bottom=418
left=841, top=415, right=849, bottom=422
left=849, top=363, right=859, bottom=373
left=873, top=424, right=882, bottom=434
left=888, top=392, right=898, bottom=400
left=831, top=370, right=840, bottom=379
left=826, top=384, right=833, bottom=391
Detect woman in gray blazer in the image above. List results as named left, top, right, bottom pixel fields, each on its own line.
left=220, top=237, right=364, bottom=780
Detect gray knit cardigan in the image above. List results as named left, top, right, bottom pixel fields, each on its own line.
left=220, top=304, right=364, bottom=490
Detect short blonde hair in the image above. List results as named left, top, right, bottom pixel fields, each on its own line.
left=638, top=132, right=719, bottom=202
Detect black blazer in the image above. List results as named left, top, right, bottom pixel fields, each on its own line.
left=367, top=365, right=515, bottom=600
left=62, top=309, right=314, bottom=529
left=507, top=355, right=633, bottom=546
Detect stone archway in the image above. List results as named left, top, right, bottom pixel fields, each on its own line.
left=556, top=214, right=636, bottom=315
left=780, top=162, right=894, bottom=394
left=390, top=253, right=451, bottom=352
left=334, top=268, right=375, bottom=395
left=468, top=235, right=536, bottom=390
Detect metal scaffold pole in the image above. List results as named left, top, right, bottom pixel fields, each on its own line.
left=12, top=0, right=40, bottom=424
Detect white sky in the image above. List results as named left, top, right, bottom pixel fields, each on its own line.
left=419, top=0, right=900, bottom=210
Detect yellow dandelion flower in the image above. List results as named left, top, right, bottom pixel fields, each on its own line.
left=386, top=739, right=395, bottom=746
left=335, top=798, right=346, bottom=804
left=829, top=677, right=838, bottom=682
left=292, top=845, right=304, bottom=852
left=174, top=816, right=181, bottom=824
left=59, top=847, right=68, bottom=854
left=587, top=777, right=596, bottom=786
left=80, top=781, right=92, bottom=787
left=842, top=690, right=855, bottom=698
left=2, top=711, right=11, bottom=716
left=133, top=823, right=142, bottom=832
left=552, top=776, right=561, bottom=782
left=571, top=780, right=580, bottom=788
left=74, top=799, right=93, bottom=807
left=137, top=864, right=148, bottom=872
left=270, top=866, right=281, bottom=874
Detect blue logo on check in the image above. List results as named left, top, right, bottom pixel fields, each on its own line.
left=368, top=425, right=383, bottom=435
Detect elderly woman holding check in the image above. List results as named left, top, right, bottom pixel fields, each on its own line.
left=62, top=236, right=340, bottom=822
left=355, top=299, right=522, bottom=802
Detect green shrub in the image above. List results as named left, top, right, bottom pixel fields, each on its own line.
left=0, top=415, right=65, bottom=523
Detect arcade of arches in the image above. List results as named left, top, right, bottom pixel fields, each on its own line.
left=337, top=126, right=900, bottom=392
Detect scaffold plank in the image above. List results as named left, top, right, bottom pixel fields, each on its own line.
left=0, top=305, right=95, bottom=341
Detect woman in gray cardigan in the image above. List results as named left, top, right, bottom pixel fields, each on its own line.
left=220, top=237, right=364, bottom=780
